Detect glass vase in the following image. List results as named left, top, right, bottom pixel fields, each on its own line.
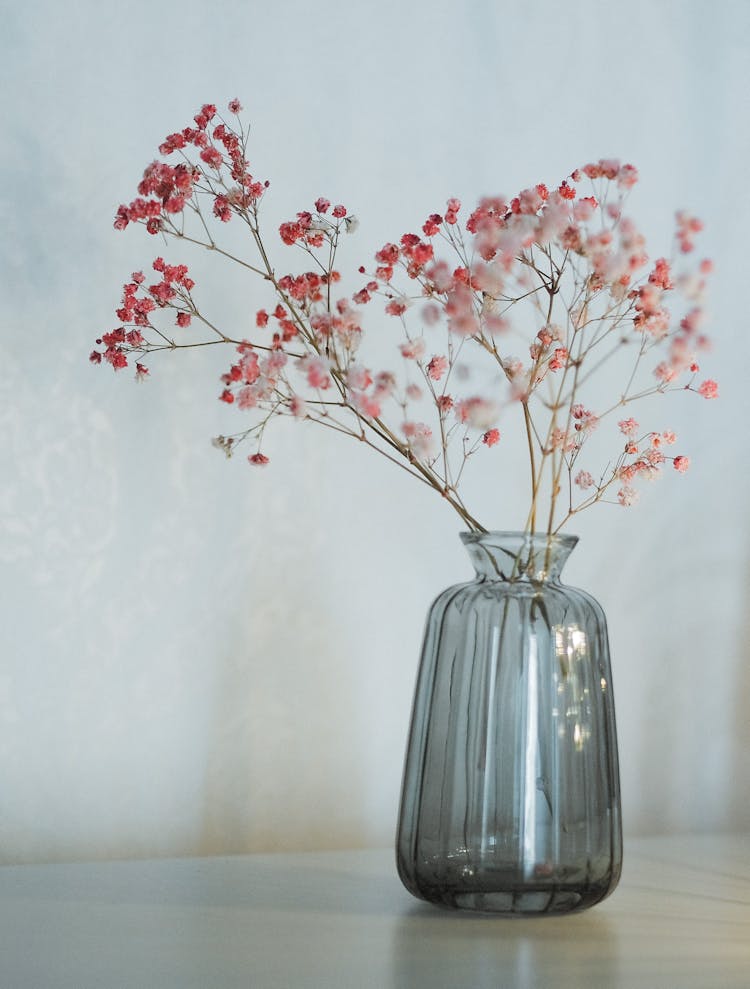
left=396, top=531, right=622, bottom=915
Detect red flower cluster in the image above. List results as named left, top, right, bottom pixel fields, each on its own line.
left=94, top=102, right=718, bottom=533
left=90, top=258, right=195, bottom=371
left=278, top=200, right=350, bottom=249
left=114, top=102, right=267, bottom=236
left=399, top=233, right=434, bottom=274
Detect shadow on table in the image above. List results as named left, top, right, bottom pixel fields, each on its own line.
left=389, top=906, right=620, bottom=989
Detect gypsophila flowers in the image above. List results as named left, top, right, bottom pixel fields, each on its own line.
left=92, top=101, right=717, bottom=535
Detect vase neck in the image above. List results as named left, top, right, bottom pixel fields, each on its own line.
left=460, top=531, right=578, bottom=583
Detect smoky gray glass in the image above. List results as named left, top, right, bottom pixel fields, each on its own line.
left=396, top=532, right=622, bottom=914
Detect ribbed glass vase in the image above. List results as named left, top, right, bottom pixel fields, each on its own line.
left=396, top=531, right=622, bottom=915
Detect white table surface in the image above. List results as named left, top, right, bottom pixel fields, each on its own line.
left=1, top=834, right=748, bottom=989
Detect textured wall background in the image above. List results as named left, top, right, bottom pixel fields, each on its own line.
left=1, top=0, right=748, bottom=864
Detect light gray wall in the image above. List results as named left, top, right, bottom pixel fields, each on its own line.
left=1, top=0, right=748, bottom=864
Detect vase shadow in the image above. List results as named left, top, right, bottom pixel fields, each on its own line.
left=389, top=907, right=619, bottom=989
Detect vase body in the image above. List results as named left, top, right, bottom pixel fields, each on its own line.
left=397, top=532, right=621, bottom=915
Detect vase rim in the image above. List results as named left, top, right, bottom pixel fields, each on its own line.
left=459, top=531, right=579, bottom=581
left=460, top=530, right=579, bottom=547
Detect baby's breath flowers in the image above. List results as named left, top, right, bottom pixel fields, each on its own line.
left=92, top=101, right=717, bottom=535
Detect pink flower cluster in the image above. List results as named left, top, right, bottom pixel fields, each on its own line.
left=569, top=418, right=697, bottom=506
left=219, top=342, right=288, bottom=412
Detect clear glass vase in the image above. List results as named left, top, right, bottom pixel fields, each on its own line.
left=396, top=531, right=622, bottom=915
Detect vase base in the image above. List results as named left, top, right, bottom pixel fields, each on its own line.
left=402, top=871, right=617, bottom=915
left=450, top=885, right=604, bottom=915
